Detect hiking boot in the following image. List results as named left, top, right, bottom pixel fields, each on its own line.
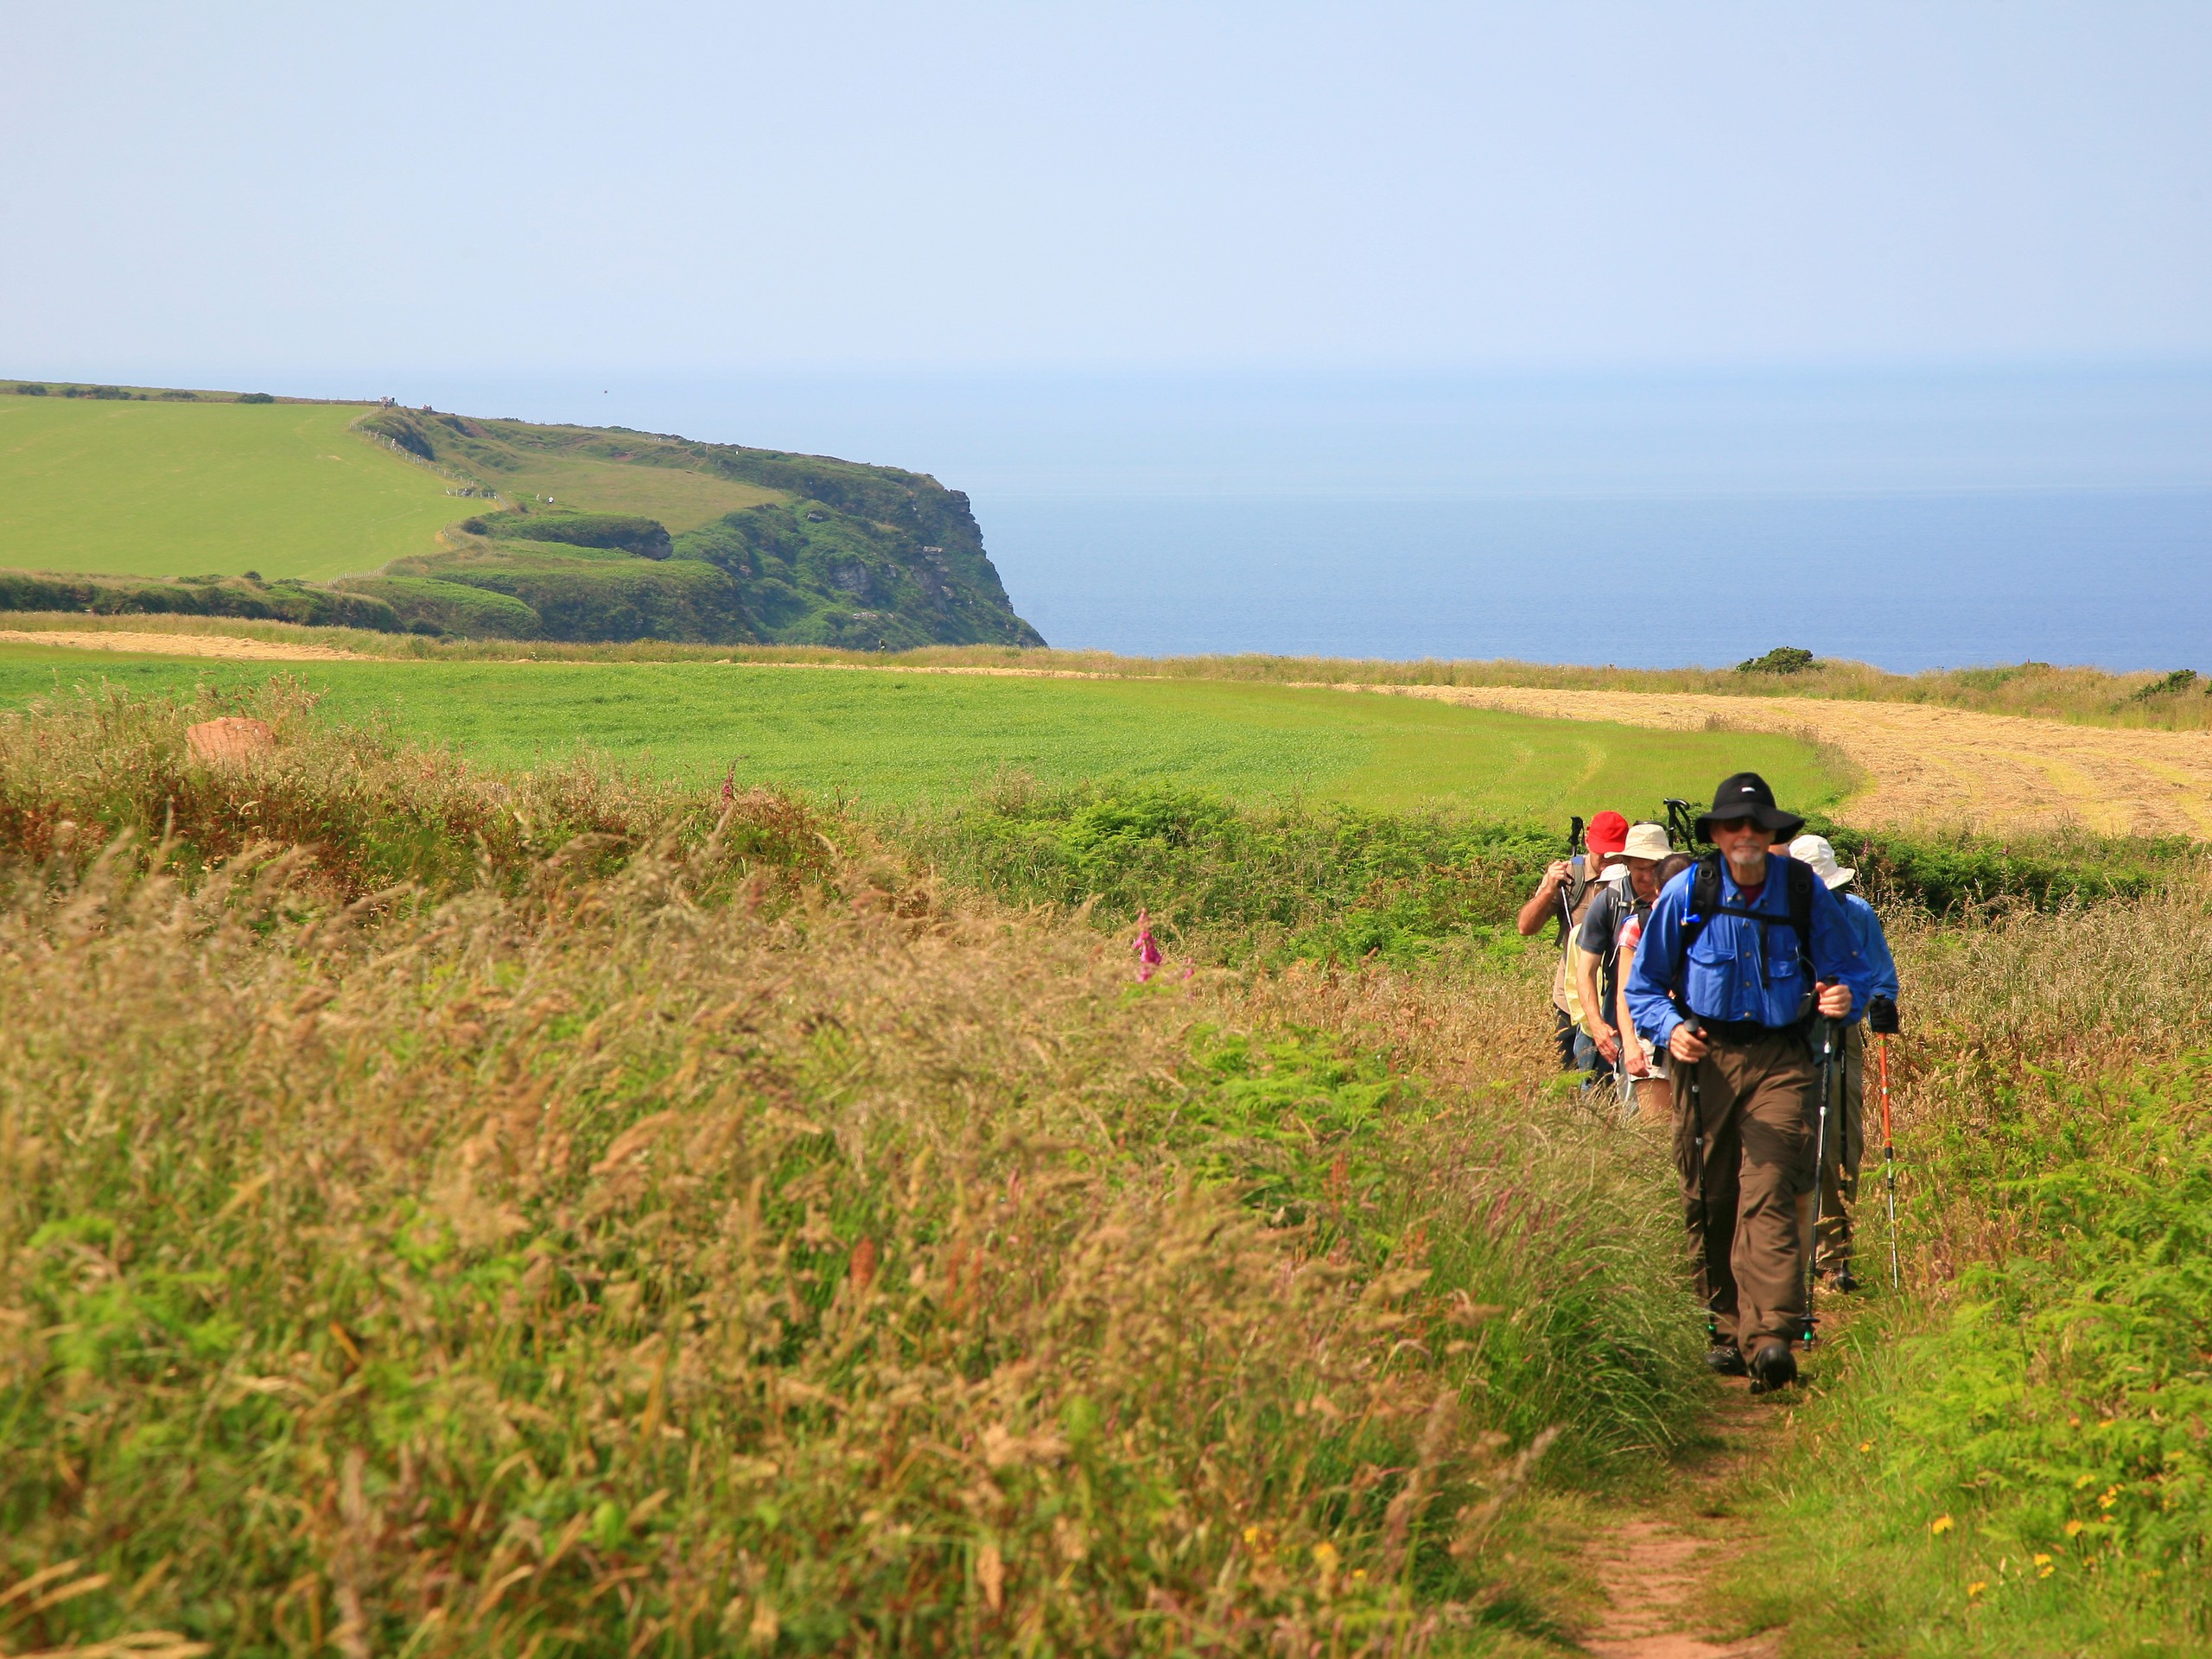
left=1825, top=1269, right=1860, bottom=1294
left=1748, top=1341, right=1798, bottom=1393
left=1704, top=1344, right=1748, bottom=1377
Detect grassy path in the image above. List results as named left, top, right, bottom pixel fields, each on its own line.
left=0, top=627, right=363, bottom=660
left=1580, top=1384, right=1786, bottom=1659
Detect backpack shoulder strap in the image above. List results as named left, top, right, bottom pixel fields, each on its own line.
left=1671, top=853, right=1726, bottom=999
left=1783, top=857, right=1815, bottom=961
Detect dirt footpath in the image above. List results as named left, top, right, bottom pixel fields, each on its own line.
left=1579, top=1383, right=1784, bottom=1659
left=0, top=628, right=365, bottom=662
left=1357, top=685, right=2212, bottom=837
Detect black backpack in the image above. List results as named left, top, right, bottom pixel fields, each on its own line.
left=1672, top=851, right=1816, bottom=1006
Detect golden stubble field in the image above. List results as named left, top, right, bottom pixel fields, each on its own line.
left=1362, top=684, right=2212, bottom=837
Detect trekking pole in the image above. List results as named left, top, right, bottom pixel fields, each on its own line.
left=1681, top=1014, right=1722, bottom=1342
left=1878, top=1030, right=1901, bottom=1291
left=1802, top=1014, right=1836, bottom=1347
left=1556, top=815, right=1586, bottom=938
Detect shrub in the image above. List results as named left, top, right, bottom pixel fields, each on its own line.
left=13, top=383, right=46, bottom=396
left=0, top=569, right=410, bottom=632
left=467, top=512, right=675, bottom=561
left=339, top=574, right=543, bottom=639
left=912, top=780, right=1558, bottom=966
left=1803, top=815, right=2172, bottom=913
left=1735, top=645, right=1816, bottom=675
left=2124, top=667, right=2202, bottom=703
left=237, top=391, right=276, bottom=404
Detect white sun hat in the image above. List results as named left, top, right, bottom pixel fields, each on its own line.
left=1787, top=833, right=1855, bottom=890
left=1622, top=822, right=1672, bottom=861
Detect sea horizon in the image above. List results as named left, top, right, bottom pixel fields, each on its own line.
left=86, top=361, right=2212, bottom=673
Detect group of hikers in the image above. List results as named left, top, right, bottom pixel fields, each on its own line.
left=1516, top=772, right=1901, bottom=1393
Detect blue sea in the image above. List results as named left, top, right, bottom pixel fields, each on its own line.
left=321, top=365, right=2212, bottom=672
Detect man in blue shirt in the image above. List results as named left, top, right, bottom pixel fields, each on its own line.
left=1626, top=772, right=1873, bottom=1392
left=1788, top=833, right=1901, bottom=1293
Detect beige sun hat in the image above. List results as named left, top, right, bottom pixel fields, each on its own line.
left=1621, top=822, right=1672, bottom=861
left=1788, top=833, right=1855, bottom=890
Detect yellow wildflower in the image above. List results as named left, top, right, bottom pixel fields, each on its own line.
left=1311, top=1540, right=1340, bottom=1597
left=2064, top=1520, right=2085, bottom=1537
left=2074, top=1473, right=2094, bottom=1489
left=1859, top=1441, right=1873, bottom=1453
left=1967, top=1580, right=1987, bottom=1598
left=1930, top=1515, right=1955, bottom=1535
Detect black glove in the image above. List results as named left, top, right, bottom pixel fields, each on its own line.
left=1867, top=995, right=1899, bottom=1035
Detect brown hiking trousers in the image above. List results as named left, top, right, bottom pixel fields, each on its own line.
left=1672, top=1028, right=1815, bottom=1351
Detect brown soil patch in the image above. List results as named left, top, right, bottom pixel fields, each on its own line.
left=0, top=628, right=365, bottom=662
left=1352, top=685, right=2212, bottom=837
left=1579, top=1384, right=1784, bottom=1659
left=185, top=716, right=277, bottom=765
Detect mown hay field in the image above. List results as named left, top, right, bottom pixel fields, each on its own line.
left=0, top=646, right=1840, bottom=818
left=0, top=401, right=460, bottom=582
left=1375, top=683, right=2212, bottom=838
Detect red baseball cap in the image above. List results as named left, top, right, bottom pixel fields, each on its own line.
left=1586, top=810, right=1630, bottom=859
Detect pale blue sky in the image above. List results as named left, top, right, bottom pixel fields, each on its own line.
left=5, top=3, right=2209, bottom=380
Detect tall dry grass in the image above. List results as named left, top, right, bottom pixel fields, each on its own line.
left=0, top=687, right=1703, bottom=1657
left=1866, top=874, right=2212, bottom=1282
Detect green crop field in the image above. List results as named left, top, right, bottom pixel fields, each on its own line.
left=0, top=645, right=1840, bottom=817
left=0, top=398, right=463, bottom=580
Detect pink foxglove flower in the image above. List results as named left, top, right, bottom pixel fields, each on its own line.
left=1134, top=908, right=1163, bottom=982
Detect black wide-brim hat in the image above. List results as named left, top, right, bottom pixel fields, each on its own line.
left=1694, top=771, right=1806, bottom=842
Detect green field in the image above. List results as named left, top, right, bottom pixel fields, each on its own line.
left=0, top=645, right=1840, bottom=815
left=0, top=398, right=467, bottom=581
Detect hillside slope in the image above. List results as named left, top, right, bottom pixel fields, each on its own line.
left=348, top=408, right=1042, bottom=649
left=0, top=382, right=1046, bottom=649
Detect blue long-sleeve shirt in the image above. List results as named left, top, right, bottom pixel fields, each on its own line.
left=1839, top=890, right=1899, bottom=1005
left=1626, top=858, right=1876, bottom=1048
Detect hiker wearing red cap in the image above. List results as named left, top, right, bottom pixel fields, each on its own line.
left=1574, top=820, right=1671, bottom=1100
left=1625, top=773, right=1875, bottom=1393
left=1517, top=810, right=1630, bottom=1072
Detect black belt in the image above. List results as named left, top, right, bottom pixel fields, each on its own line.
left=1696, top=1016, right=1811, bottom=1044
